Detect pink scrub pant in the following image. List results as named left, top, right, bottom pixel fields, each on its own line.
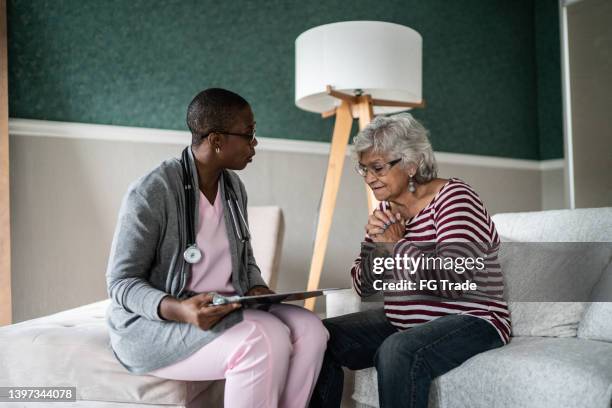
left=148, top=303, right=329, bottom=408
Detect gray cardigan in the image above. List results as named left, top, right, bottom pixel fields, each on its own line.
left=105, top=147, right=268, bottom=374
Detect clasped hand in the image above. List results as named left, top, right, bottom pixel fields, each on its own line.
left=365, top=209, right=406, bottom=243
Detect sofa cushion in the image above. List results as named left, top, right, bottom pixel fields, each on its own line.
left=498, top=241, right=610, bottom=337
left=578, top=260, right=612, bottom=342
left=578, top=303, right=612, bottom=343
left=491, top=207, right=612, bottom=242
left=0, top=299, right=214, bottom=406
left=492, top=208, right=612, bottom=338
left=352, top=337, right=612, bottom=408
left=248, top=206, right=284, bottom=289
left=508, top=302, right=588, bottom=337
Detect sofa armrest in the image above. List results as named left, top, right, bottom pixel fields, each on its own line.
left=326, top=289, right=383, bottom=318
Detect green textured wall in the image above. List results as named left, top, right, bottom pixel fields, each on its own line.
left=535, top=0, right=564, bottom=160
left=7, top=0, right=563, bottom=160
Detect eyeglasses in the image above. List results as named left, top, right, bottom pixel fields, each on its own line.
left=204, top=128, right=257, bottom=144
left=355, top=158, right=402, bottom=178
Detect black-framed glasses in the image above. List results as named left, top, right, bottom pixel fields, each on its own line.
left=205, top=128, right=257, bottom=144
left=355, top=158, right=402, bottom=178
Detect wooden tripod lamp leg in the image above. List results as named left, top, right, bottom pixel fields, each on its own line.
left=304, top=100, right=353, bottom=311
left=0, top=0, right=12, bottom=326
left=356, top=96, right=379, bottom=214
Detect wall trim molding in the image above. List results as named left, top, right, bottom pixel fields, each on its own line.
left=9, top=118, right=564, bottom=171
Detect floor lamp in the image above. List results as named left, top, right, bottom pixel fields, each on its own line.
left=295, top=21, right=425, bottom=311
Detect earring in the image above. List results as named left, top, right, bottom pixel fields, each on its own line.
left=215, top=146, right=220, bottom=154
left=408, top=174, right=416, bottom=193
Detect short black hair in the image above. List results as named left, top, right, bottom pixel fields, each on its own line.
left=186, top=88, right=250, bottom=146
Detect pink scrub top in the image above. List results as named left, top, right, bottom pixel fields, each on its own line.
left=185, top=182, right=236, bottom=296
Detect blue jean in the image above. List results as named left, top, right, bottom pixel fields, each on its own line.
left=309, top=308, right=503, bottom=408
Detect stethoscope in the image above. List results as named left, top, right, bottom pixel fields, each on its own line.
left=180, top=146, right=251, bottom=264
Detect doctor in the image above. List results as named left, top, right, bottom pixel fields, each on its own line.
left=105, top=88, right=328, bottom=408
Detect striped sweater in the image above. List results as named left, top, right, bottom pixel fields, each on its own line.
left=351, top=177, right=511, bottom=344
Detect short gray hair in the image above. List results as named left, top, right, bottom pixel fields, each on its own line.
left=352, top=112, right=438, bottom=183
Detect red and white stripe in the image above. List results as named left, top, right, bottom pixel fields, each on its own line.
left=351, top=177, right=511, bottom=344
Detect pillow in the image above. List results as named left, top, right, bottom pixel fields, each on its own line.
left=578, top=303, right=612, bottom=342
left=588, top=258, right=612, bottom=302
left=498, top=241, right=611, bottom=337
left=578, top=263, right=612, bottom=342
left=509, top=302, right=587, bottom=338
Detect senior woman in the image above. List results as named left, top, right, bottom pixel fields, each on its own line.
left=106, top=88, right=328, bottom=408
left=310, top=113, right=511, bottom=408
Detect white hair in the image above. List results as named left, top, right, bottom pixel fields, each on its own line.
left=352, top=112, right=438, bottom=183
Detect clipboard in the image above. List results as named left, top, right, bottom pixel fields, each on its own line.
left=210, top=288, right=348, bottom=306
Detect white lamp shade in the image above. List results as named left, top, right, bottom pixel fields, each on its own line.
left=295, top=21, right=422, bottom=114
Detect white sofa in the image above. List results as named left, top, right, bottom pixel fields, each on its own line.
left=327, top=207, right=612, bottom=408
left=0, top=206, right=284, bottom=408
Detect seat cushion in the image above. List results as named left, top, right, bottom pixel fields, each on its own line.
left=0, top=299, right=215, bottom=406
left=352, top=337, right=612, bottom=408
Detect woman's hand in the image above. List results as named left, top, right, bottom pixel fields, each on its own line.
left=366, top=209, right=405, bottom=243
left=180, top=293, right=241, bottom=331
left=246, top=285, right=275, bottom=296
